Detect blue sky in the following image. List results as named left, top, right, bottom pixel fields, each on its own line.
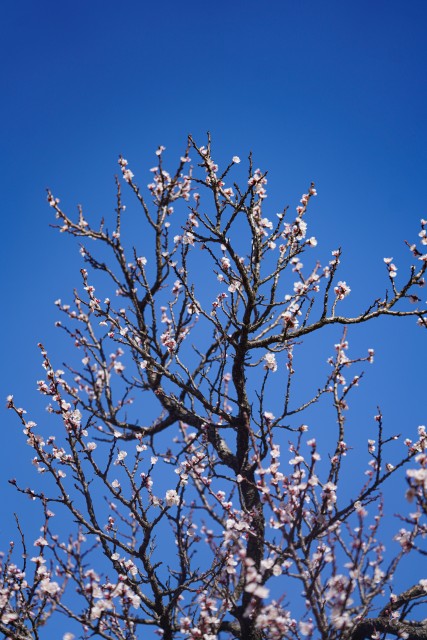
left=1, top=0, right=427, bottom=632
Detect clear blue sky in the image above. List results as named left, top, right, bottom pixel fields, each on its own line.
left=1, top=0, right=426, bottom=627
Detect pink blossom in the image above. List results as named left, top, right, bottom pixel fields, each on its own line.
left=334, top=281, right=351, bottom=300
left=165, top=489, right=180, bottom=507
left=220, top=256, right=231, bottom=270
left=39, top=578, right=60, bottom=595
left=264, top=411, right=275, bottom=422
left=228, top=280, right=241, bottom=293
left=264, top=353, right=278, bottom=372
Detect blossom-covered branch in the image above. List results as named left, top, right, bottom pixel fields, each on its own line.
left=5, top=137, right=427, bottom=640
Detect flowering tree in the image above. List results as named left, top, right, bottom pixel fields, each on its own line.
left=4, top=137, right=427, bottom=640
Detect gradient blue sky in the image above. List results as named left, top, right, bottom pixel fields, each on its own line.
left=1, top=0, right=427, bottom=629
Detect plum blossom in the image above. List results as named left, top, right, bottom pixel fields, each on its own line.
left=419, top=228, right=427, bottom=245
left=264, top=411, right=275, bottom=423
left=220, top=256, right=231, bottom=270
left=118, top=158, right=134, bottom=184
left=334, top=281, right=351, bottom=300
left=160, top=330, right=177, bottom=353
left=255, top=602, right=296, bottom=638
left=321, top=481, right=337, bottom=511
left=115, top=450, right=127, bottom=464
left=228, top=280, right=241, bottom=293
left=244, top=558, right=270, bottom=599
left=264, top=353, right=277, bottom=372
left=284, top=217, right=308, bottom=240
left=299, top=621, right=314, bottom=636
left=394, top=528, right=413, bottom=552
left=39, top=578, right=60, bottom=595
left=165, top=489, right=180, bottom=507
left=384, top=257, right=398, bottom=278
